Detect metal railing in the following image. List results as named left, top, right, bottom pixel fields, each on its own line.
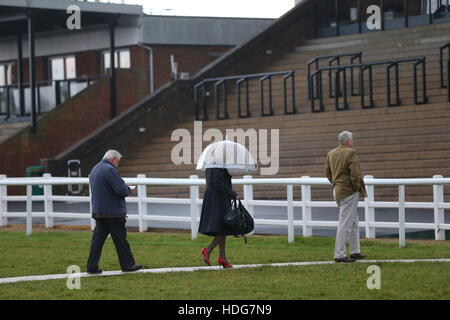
left=194, top=71, right=296, bottom=121
left=309, top=57, right=428, bottom=112
left=307, top=52, right=362, bottom=100
left=439, top=41, right=450, bottom=102
left=0, top=74, right=103, bottom=119
left=1, top=174, right=450, bottom=247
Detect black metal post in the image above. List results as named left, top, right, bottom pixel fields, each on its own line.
left=422, top=60, right=428, bottom=104
left=202, top=84, right=208, bottom=121
left=109, top=15, right=118, bottom=119
left=448, top=59, right=450, bottom=102
left=358, top=0, right=362, bottom=33
left=194, top=85, right=199, bottom=120
left=319, top=71, right=324, bottom=111
left=17, top=33, right=25, bottom=117
left=413, top=63, right=418, bottom=104
left=5, top=86, right=11, bottom=119
left=27, top=11, right=37, bottom=133
left=335, top=0, right=340, bottom=36
left=404, top=0, right=409, bottom=27
left=313, top=0, right=318, bottom=38
left=369, top=65, right=374, bottom=107
left=395, top=63, right=400, bottom=105
left=429, top=0, right=433, bottom=24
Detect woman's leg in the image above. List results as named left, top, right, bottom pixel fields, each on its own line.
left=206, top=236, right=222, bottom=256
left=218, top=236, right=227, bottom=260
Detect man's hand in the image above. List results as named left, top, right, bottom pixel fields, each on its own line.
left=127, top=184, right=137, bottom=194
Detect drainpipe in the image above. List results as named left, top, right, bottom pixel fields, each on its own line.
left=137, top=43, right=154, bottom=94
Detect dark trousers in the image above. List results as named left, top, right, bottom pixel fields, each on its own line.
left=86, top=217, right=136, bottom=271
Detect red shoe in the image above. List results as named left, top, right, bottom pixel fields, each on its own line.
left=199, top=248, right=211, bottom=266
left=217, top=257, right=233, bottom=269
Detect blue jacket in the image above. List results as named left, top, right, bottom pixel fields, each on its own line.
left=89, top=160, right=130, bottom=216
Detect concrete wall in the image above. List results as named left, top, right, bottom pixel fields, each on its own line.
left=139, top=16, right=274, bottom=46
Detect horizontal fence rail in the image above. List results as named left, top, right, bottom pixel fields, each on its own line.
left=1, top=174, right=450, bottom=247
left=194, top=71, right=296, bottom=121
left=309, top=57, right=428, bottom=112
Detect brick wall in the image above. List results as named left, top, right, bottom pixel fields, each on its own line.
left=0, top=68, right=148, bottom=179
left=8, top=44, right=232, bottom=92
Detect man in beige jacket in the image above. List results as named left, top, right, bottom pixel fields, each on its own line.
left=326, top=131, right=367, bottom=263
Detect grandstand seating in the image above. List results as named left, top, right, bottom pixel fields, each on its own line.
left=117, top=21, right=450, bottom=202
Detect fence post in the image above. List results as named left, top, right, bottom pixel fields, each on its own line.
left=433, top=175, right=445, bottom=240
left=287, top=184, right=294, bottom=243
left=88, top=181, right=95, bottom=231
left=190, top=175, right=200, bottom=240
left=398, top=185, right=406, bottom=248
left=243, top=175, right=255, bottom=235
left=301, top=176, right=312, bottom=237
left=0, top=175, right=7, bottom=227
left=364, top=175, right=375, bottom=239
left=43, top=173, right=54, bottom=228
left=137, top=174, right=148, bottom=232
left=26, top=185, right=32, bottom=236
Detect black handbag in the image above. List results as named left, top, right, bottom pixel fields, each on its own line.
left=224, top=199, right=254, bottom=243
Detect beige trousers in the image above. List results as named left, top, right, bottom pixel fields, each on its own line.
left=333, top=189, right=360, bottom=259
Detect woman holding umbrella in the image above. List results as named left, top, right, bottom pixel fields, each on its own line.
left=196, top=140, right=257, bottom=268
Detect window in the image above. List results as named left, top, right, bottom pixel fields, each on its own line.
left=0, top=63, right=13, bottom=86
left=102, top=49, right=131, bottom=72
left=50, top=55, right=76, bottom=81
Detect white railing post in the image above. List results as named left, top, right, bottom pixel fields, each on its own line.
left=137, top=174, right=148, bottom=232
left=287, top=184, right=294, bottom=243
left=88, top=180, right=95, bottom=231
left=433, top=175, right=445, bottom=240
left=43, top=173, right=54, bottom=228
left=301, top=176, right=312, bottom=237
left=398, top=185, right=406, bottom=248
left=364, top=175, right=376, bottom=239
left=190, top=175, right=200, bottom=240
left=243, top=175, right=255, bottom=235
left=26, top=185, right=32, bottom=236
left=0, top=175, right=7, bottom=227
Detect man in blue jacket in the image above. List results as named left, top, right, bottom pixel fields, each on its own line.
left=86, top=150, right=143, bottom=274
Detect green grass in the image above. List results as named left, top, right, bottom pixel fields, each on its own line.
left=0, top=228, right=450, bottom=299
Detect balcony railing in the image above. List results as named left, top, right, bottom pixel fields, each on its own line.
left=0, top=74, right=103, bottom=119
left=309, top=57, right=428, bottom=112
left=194, top=71, right=295, bottom=121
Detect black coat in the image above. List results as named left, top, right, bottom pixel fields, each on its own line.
left=198, top=168, right=238, bottom=236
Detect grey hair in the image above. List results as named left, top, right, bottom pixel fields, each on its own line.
left=102, top=149, right=122, bottom=160
left=338, top=131, right=353, bottom=144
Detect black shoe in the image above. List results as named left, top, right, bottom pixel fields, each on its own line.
left=87, top=269, right=103, bottom=274
left=122, top=264, right=143, bottom=272
left=334, top=257, right=356, bottom=263
left=350, top=253, right=366, bottom=260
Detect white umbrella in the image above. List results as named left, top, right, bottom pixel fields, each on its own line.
left=196, top=140, right=257, bottom=174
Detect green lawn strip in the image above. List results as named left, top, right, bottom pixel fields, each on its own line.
left=0, top=263, right=449, bottom=299
left=0, top=229, right=450, bottom=280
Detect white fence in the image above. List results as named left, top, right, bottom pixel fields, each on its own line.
left=1, top=174, right=450, bottom=247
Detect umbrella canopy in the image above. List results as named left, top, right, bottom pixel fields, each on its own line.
left=196, top=140, right=257, bottom=174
